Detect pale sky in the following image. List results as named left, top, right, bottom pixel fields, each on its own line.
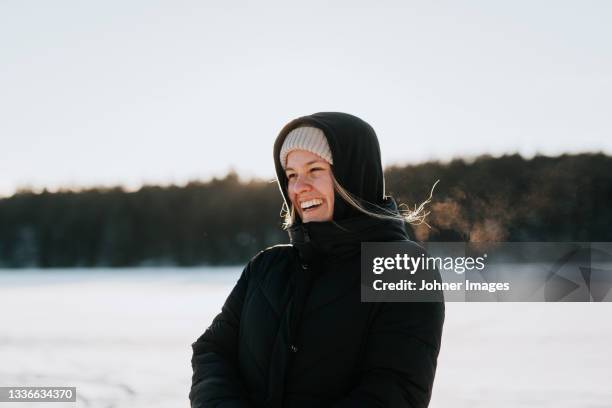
left=1, top=1, right=611, bottom=197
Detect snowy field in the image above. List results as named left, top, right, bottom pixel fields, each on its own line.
left=0, top=268, right=611, bottom=408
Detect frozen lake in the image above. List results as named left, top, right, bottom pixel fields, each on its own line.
left=0, top=268, right=611, bottom=408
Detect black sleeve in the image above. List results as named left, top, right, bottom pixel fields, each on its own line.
left=189, top=263, right=253, bottom=408
left=333, top=301, right=445, bottom=408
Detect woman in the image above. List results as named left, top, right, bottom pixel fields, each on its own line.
left=190, top=112, right=445, bottom=408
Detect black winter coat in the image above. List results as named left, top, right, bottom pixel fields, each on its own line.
left=190, top=113, right=445, bottom=407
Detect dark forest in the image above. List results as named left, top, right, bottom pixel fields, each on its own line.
left=1, top=153, right=610, bottom=267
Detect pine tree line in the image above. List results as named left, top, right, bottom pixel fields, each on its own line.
left=1, top=153, right=610, bottom=268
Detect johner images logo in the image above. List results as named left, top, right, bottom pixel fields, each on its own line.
left=361, top=242, right=612, bottom=302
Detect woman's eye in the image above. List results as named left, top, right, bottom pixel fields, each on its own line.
left=286, top=173, right=296, bottom=179
left=310, top=167, right=324, bottom=173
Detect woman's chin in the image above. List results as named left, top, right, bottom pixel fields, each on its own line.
left=301, top=210, right=331, bottom=223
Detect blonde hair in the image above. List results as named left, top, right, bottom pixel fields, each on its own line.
left=280, top=172, right=438, bottom=229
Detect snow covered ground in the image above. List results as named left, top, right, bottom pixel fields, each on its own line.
left=0, top=268, right=610, bottom=408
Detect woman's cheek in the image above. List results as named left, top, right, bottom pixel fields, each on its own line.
left=288, top=192, right=300, bottom=214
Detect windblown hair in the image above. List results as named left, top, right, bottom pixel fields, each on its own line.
left=281, top=172, right=438, bottom=229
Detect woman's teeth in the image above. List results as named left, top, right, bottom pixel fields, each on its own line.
left=301, top=198, right=323, bottom=210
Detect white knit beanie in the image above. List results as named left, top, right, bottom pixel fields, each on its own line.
left=279, top=126, right=334, bottom=169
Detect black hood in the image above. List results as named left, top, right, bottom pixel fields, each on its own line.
left=273, top=112, right=386, bottom=221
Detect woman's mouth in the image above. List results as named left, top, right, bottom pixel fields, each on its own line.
left=300, top=198, right=323, bottom=213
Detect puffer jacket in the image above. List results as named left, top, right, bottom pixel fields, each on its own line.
left=190, top=113, right=445, bottom=407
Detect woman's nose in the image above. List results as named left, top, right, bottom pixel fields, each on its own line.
left=292, top=175, right=312, bottom=194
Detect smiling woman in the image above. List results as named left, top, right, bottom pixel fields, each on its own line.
left=190, top=112, right=445, bottom=408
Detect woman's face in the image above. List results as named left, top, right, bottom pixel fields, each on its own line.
left=285, top=149, right=334, bottom=223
